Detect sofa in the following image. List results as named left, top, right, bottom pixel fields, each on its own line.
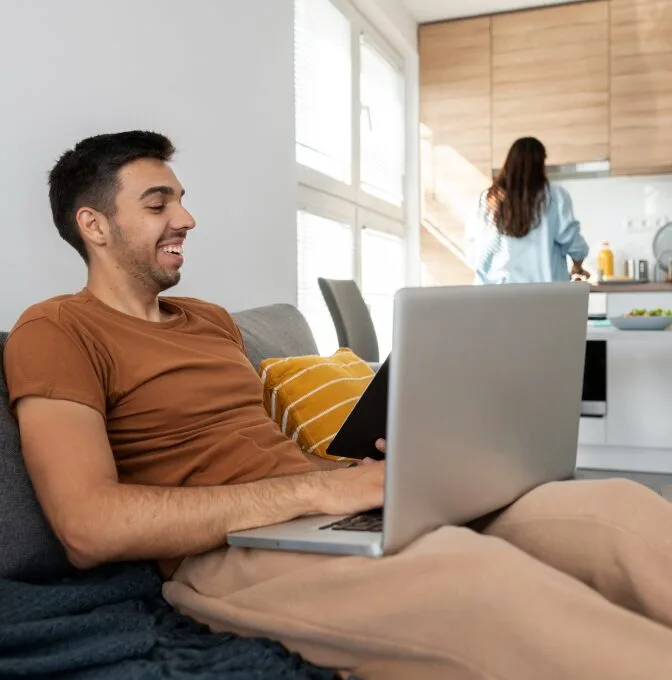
left=0, top=302, right=342, bottom=679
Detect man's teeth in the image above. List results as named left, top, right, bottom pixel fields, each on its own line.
left=160, top=245, right=183, bottom=255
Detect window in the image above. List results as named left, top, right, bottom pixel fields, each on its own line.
left=294, top=0, right=407, bottom=357
left=297, top=210, right=354, bottom=355
left=361, top=227, right=405, bottom=358
left=294, top=0, right=352, bottom=183
left=360, top=36, right=405, bottom=206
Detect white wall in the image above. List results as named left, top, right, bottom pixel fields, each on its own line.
left=0, top=0, right=297, bottom=329
left=354, top=0, right=418, bottom=50
left=557, top=175, right=672, bottom=279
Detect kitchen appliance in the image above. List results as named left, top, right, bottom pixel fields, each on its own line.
left=493, top=160, right=611, bottom=181
left=588, top=292, right=607, bottom=320
left=640, top=259, right=650, bottom=281
left=581, top=340, right=607, bottom=417
left=625, top=258, right=650, bottom=282
left=652, top=222, right=672, bottom=281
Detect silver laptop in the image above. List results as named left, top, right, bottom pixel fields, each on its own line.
left=228, top=282, right=589, bottom=557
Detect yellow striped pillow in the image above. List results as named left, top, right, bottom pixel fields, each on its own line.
left=259, top=349, right=374, bottom=462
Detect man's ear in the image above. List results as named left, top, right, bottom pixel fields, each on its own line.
left=76, top=207, right=108, bottom=250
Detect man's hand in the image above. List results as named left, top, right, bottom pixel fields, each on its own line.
left=355, top=438, right=386, bottom=463
left=313, top=462, right=385, bottom=516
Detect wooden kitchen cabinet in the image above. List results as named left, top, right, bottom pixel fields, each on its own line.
left=491, top=1, right=609, bottom=167
left=419, top=18, right=492, bottom=253
left=610, top=0, right=672, bottom=175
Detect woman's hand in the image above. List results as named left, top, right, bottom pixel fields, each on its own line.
left=571, top=262, right=590, bottom=280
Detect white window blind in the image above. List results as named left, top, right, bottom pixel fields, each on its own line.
left=297, top=210, right=355, bottom=355
left=361, top=228, right=405, bottom=358
left=294, top=0, right=352, bottom=184
left=360, top=36, right=405, bottom=206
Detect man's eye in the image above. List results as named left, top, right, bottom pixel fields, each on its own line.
left=148, top=205, right=165, bottom=212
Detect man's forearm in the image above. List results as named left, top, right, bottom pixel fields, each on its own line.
left=65, top=472, right=324, bottom=568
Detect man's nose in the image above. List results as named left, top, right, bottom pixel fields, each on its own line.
left=174, top=205, right=196, bottom=231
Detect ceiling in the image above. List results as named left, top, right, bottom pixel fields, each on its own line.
left=401, top=0, right=588, bottom=23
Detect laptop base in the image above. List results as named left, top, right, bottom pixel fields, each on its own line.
left=227, top=512, right=384, bottom=557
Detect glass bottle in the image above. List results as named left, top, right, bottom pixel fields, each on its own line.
left=598, top=241, right=614, bottom=278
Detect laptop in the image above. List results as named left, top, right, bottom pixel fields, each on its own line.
left=228, top=282, right=590, bottom=557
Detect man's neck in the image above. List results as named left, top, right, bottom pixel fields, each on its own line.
left=86, top=272, right=168, bottom=323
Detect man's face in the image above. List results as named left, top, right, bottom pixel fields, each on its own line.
left=104, top=158, right=195, bottom=293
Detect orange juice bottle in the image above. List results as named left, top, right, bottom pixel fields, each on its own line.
left=598, top=241, right=614, bottom=278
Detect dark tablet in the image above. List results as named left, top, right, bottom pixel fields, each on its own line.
left=326, top=356, right=389, bottom=461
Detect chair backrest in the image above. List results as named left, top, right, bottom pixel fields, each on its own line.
left=317, top=278, right=380, bottom=363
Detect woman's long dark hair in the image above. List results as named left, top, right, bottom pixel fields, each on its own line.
left=485, top=137, right=549, bottom=238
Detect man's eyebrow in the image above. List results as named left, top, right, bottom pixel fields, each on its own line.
left=139, top=186, right=186, bottom=200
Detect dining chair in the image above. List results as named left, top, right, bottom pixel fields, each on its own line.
left=317, top=277, right=380, bottom=363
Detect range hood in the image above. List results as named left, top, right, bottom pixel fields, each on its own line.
left=492, top=159, right=611, bottom=181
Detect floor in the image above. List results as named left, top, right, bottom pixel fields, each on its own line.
left=576, top=467, right=672, bottom=500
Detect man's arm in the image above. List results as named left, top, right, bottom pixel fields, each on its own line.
left=16, top=397, right=384, bottom=570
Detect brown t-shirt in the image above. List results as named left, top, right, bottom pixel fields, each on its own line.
left=4, top=289, right=316, bottom=489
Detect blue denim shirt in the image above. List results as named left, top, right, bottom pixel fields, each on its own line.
left=466, top=184, right=589, bottom=285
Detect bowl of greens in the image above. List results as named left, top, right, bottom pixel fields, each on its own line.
left=609, top=308, right=672, bottom=330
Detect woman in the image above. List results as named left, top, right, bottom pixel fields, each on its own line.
left=466, top=137, right=590, bottom=284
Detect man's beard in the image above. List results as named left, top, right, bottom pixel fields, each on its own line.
left=109, top=219, right=180, bottom=292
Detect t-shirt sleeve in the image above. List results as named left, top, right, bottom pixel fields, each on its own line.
left=4, top=317, right=107, bottom=416
left=230, top=316, right=246, bottom=354
left=214, top=305, right=246, bottom=353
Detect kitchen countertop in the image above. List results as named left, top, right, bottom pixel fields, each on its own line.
left=587, top=324, right=672, bottom=341
left=589, top=283, right=672, bottom=293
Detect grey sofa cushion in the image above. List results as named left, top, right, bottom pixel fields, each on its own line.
left=233, top=303, right=319, bottom=371
left=0, top=333, right=71, bottom=581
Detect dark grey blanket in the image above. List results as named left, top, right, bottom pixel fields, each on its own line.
left=0, top=562, right=338, bottom=680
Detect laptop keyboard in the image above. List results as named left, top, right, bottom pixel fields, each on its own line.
left=319, top=508, right=383, bottom=533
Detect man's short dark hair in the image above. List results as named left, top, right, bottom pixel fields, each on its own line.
left=48, top=131, right=176, bottom=263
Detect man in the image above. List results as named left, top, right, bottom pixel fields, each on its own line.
left=5, top=131, right=672, bottom=680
